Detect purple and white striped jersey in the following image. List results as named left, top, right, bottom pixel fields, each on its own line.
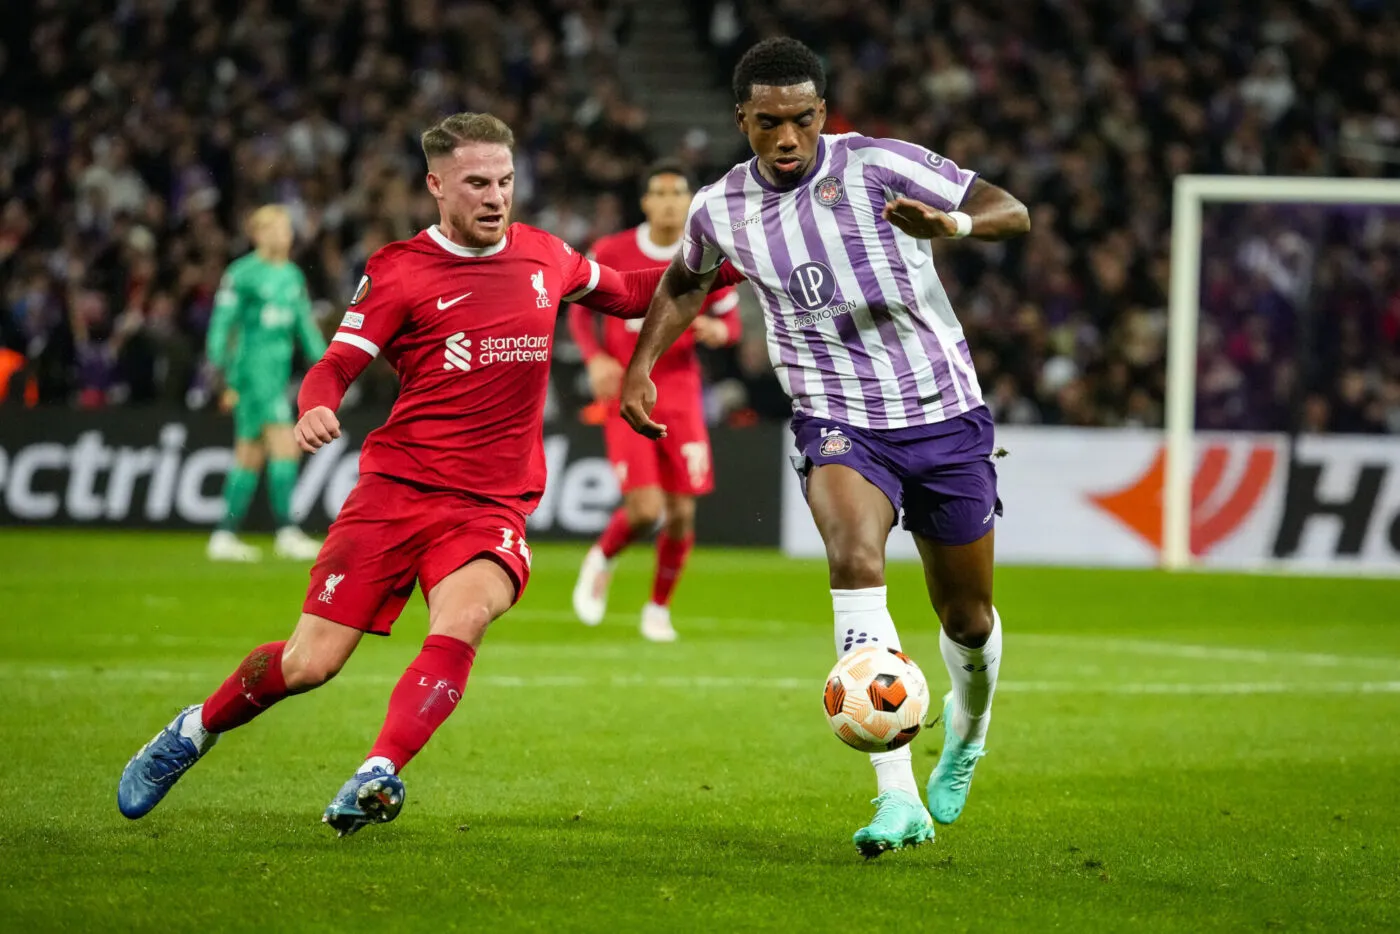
left=682, top=133, right=983, bottom=430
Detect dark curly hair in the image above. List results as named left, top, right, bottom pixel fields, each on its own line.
left=732, top=37, right=826, bottom=104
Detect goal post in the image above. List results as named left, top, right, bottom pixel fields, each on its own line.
left=1164, top=175, right=1400, bottom=570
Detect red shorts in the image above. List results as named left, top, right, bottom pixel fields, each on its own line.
left=604, top=403, right=714, bottom=496
left=303, top=472, right=533, bottom=635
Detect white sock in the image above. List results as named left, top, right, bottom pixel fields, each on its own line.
left=869, top=747, right=919, bottom=798
left=179, top=704, right=214, bottom=752
left=832, top=586, right=900, bottom=656
left=832, top=587, right=918, bottom=798
left=939, top=606, right=1002, bottom=746
left=360, top=755, right=397, bottom=775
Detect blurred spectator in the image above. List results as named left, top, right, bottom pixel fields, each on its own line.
left=1, top=0, right=647, bottom=407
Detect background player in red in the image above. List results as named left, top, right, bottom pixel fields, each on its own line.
left=116, top=112, right=742, bottom=836
left=568, top=160, right=742, bottom=642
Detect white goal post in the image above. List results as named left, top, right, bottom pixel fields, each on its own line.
left=1164, top=175, right=1400, bottom=570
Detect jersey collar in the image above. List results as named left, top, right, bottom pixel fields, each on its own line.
left=427, top=224, right=509, bottom=258
left=634, top=223, right=681, bottom=262
left=748, top=137, right=828, bottom=194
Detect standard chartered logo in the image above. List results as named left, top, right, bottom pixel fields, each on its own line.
left=443, top=332, right=473, bottom=371
left=443, top=332, right=550, bottom=372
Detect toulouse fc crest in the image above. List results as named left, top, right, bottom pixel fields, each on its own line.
left=819, top=432, right=852, bottom=456
left=814, top=176, right=844, bottom=207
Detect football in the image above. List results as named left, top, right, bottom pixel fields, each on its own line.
left=822, top=646, right=931, bottom=752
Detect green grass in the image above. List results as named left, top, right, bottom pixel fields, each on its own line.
left=1, top=530, right=1398, bottom=933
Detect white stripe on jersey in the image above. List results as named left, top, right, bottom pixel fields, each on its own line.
left=683, top=133, right=985, bottom=429
left=773, top=177, right=871, bottom=426
left=563, top=258, right=601, bottom=301
left=718, top=174, right=820, bottom=418
left=333, top=332, right=380, bottom=357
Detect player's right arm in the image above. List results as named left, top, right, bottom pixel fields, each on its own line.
left=619, top=256, right=718, bottom=439
left=206, top=264, right=243, bottom=399
left=619, top=190, right=726, bottom=438
left=295, top=254, right=411, bottom=452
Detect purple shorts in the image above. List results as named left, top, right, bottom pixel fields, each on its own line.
left=790, top=406, right=1001, bottom=546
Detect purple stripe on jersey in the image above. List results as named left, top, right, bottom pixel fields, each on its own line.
left=683, top=191, right=723, bottom=273
left=755, top=178, right=851, bottom=422
left=845, top=136, right=977, bottom=212
left=790, top=157, right=887, bottom=427
left=954, top=338, right=981, bottom=405
left=724, top=170, right=808, bottom=406
left=824, top=142, right=921, bottom=424
left=862, top=164, right=961, bottom=415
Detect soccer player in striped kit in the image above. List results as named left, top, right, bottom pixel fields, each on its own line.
left=619, top=38, right=1030, bottom=857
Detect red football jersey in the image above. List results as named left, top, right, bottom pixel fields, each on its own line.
left=582, top=224, right=739, bottom=397
left=329, top=224, right=601, bottom=511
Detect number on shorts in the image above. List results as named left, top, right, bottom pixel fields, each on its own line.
left=680, top=441, right=710, bottom=490
left=497, top=527, right=532, bottom=569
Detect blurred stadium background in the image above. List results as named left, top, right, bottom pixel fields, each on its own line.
left=3, top=1, right=1399, bottom=931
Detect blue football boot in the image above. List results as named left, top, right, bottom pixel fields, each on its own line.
left=322, top=765, right=406, bottom=837
left=118, top=705, right=216, bottom=819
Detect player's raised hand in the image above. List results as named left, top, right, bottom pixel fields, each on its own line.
left=619, top=369, right=666, bottom=439
left=295, top=405, right=341, bottom=452
left=881, top=197, right=961, bottom=239
left=586, top=354, right=624, bottom=402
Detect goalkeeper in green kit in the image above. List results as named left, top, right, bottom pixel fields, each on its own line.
left=205, top=205, right=327, bottom=562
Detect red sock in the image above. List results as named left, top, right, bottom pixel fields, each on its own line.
left=367, top=635, right=476, bottom=771
left=201, top=641, right=289, bottom=733
left=597, top=507, right=634, bottom=559
left=651, top=533, right=694, bottom=606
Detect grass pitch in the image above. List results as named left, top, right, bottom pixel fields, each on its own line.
left=1, top=530, right=1397, bottom=933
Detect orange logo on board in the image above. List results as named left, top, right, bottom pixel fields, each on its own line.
left=1088, top=445, right=1276, bottom=556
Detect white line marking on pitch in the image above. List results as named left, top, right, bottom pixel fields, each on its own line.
left=3, top=665, right=1399, bottom=695
left=506, top=610, right=1400, bottom=672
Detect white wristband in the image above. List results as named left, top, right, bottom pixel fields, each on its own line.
left=948, top=211, right=973, bottom=239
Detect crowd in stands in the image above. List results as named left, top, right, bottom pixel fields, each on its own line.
left=3, top=0, right=1399, bottom=433
left=1, top=0, right=646, bottom=408
left=697, top=0, right=1400, bottom=432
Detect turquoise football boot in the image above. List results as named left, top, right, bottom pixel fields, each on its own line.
left=926, top=693, right=987, bottom=825
left=852, top=788, right=935, bottom=859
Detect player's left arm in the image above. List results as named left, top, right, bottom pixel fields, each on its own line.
left=559, top=242, right=743, bottom=320
left=882, top=178, right=1029, bottom=242
left=869, top=139, right=1028, bottom=241
left=292, top=269, right=328, bottom=362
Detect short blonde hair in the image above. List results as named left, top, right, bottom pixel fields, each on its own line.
left=420, top=112, right=515, bottom=162
left=247, top=204, right=290, bottom=234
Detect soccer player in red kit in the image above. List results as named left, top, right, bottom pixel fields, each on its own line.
left=116, top=113, right=742, bottom=836
left=568, top=159, right=741, bottom=642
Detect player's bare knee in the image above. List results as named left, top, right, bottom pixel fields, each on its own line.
left=826, top=542, right=885, bottom=590
left=430, top=601, right=495, bottom=645
left=235, top=443, right=266, bottom=471
left=663, top=497, right=695, bottom=538
left=625, top=491, right=664, bottom=532
left=281, top=651, right=345, bottom=691
left=939, top=600, right=993, bottom=648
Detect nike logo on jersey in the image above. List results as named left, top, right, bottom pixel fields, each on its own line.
left=437, top=293, right=472, bottom=310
